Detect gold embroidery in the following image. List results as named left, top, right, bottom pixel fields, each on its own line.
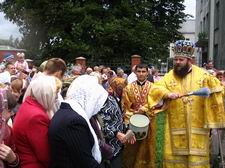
left=210, top=86, right=224, bottom=93
left=168, top=80, right=177, bottom=88
left=131, top=81, right=151, bottom=110
left=191, top=128, right=208, bottom=135
left=204, top=123, right=225, bottom=128
left=164, top=159, right=209, bottom=166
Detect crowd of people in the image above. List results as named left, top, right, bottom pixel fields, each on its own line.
left=0, top=46, right=225, bottom=168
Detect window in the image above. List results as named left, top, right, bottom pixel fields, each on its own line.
left=214, top=2, right=220, bottom=30
left=214, top=44, right=218, bottom=66
left=206, top=13, right=209, bottom=34
left=200, top=21, right=203, bottom=32
left=203, top=17, right=206, bottom=32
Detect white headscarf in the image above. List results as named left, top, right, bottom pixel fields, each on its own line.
left=28, top=75, right=57, bottom=118
left=23, top=71, right=45, bottom=102
left=64, top=75, right=108, bottom=163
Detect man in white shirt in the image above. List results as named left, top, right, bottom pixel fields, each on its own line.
left=0, top=63, right=16, bottom=84
left=127, top=65, right=137, bottom=84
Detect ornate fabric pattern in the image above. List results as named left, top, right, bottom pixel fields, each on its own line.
left=131, top=81, right=150, bottom=110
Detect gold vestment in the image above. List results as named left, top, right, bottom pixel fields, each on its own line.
left=148, top=65, right=225, bottom=168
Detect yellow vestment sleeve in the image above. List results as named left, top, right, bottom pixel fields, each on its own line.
left=121, top=86, right=135, bottom=124
left=204, top=74, right=225, bottom=128
left=147, top=80, right=170, bottom=116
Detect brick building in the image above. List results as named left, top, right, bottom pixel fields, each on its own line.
left=0, top=45, right=26, bottom=62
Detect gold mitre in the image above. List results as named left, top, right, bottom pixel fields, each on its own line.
left=173, top=40, right=195, bottom=59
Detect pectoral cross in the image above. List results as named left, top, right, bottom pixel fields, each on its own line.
left=169, top=80, right=177, bottom=88
left=197, top=79, right=203, bottom=87
left=188, top=97, right=193, bottom=104
left=182, top=97, right=193, bottom=105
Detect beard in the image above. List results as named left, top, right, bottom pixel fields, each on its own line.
left=174, top=63, right=190, bottom=78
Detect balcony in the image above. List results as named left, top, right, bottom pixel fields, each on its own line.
left=195, top=32, right=208, bottom=47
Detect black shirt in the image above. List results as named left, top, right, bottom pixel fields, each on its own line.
left=48, top=103, right=101, bottom=168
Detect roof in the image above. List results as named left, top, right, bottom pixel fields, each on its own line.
left=0, top=45, right=26, bottom=51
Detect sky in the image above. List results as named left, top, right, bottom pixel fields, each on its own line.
left=0, top=0, right=196, bottom=40
left=183, top=0, right=196, bottom=18
left=0, top=12, right=22, bottom=40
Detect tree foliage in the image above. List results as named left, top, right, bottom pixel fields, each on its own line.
left=0, top=0, right=186, bottom=66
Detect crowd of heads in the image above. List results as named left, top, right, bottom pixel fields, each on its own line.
left=0, top=52, right=158, bottom=118
left=0, top=49, right=225, bottom=167
left=1, top=54, right=146, bottom=167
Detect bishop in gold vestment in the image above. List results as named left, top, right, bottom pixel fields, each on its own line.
left=148, top=64, right=225, bottom=168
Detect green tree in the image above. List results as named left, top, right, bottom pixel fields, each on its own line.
left=0, top=0, right=186, bottom=66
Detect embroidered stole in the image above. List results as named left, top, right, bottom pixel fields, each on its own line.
left=131, top=81, right=151, bottom=110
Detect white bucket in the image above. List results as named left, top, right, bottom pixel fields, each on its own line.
left=129, top=114, right=150, bottom=140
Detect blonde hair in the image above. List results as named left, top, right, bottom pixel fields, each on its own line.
left=89, top=72, right=102, bottom=84
left=55, top=77, right=62, bottom=93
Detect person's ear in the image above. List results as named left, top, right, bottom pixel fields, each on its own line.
left=54, top=71, right=63, bottom=79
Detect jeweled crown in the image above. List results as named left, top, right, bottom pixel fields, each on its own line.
left=173, top=40, right=195, bottom=58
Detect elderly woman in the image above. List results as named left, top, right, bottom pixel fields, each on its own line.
left=13, top=75, right=61, bottom=168
left=102, top=77, right=136, bottom=168
left=109, top=76, right=127, bottom=102
left=48, top=75, right=106, bottom=168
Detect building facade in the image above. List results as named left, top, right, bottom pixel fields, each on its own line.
left=179, top=19, right=196, bottom=42
left=195, top=0, right=225, bottom=69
